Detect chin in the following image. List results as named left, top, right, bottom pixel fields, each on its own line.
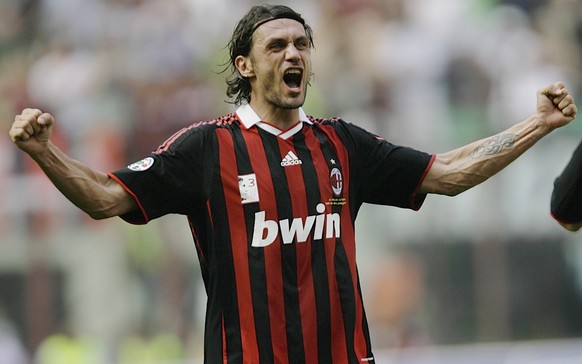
left=281, top=100, right=305, bottom=109
left=286, top=92, right=307, bottom=108
left=274, top=95, right=305, bottom=109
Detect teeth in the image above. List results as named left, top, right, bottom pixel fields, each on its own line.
left=285, top=69, right=301, bottom=75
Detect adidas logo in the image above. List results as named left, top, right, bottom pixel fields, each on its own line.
left=281, top=151, right=303, bottom=167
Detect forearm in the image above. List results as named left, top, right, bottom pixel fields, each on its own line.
left=30, top=142, right=134, bottom=219
left=422, top=114, right=552, bottom=195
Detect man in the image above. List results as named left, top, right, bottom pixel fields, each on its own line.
left=551, top=140, right=582, bottom=231
left=8, top=4, right=578, bottom=364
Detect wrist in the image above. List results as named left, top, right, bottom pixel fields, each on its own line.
left=30, top=141, right=56, bottom=165
left=532, top=113, right=554, bottom=134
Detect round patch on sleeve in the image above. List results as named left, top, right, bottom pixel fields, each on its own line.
left=128, top=157, right=155, bottom=171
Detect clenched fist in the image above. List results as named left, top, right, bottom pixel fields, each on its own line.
left=9, top=108, right=55, bottom=156
left=537, top=82, right=578, bottom=130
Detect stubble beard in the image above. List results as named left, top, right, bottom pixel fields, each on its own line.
left=266, top=83, right=308, bottom=110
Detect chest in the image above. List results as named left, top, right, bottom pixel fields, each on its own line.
left=215, top=127, right=349, bottom=216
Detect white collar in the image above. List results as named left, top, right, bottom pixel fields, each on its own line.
left=235, top=104, right=311, bottom=140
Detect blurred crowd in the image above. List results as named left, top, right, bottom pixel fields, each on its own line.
left=1, top=0, right=582, bottom=362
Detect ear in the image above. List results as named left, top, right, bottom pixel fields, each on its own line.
left=235, top=55, right=255, bottom=78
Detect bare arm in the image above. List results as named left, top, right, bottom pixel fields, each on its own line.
left=420, top=82, right=578, bottom=196
left=9, top=109, right=137, bottom=219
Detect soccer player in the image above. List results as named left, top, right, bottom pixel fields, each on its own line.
left=551, top=139, right=582, bottom=231
left=8, top=4, right=578, bottom=364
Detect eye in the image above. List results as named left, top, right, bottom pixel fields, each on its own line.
left=295, top=39, right=309, bottom=50
left=268, top=41, right=285, bottom=51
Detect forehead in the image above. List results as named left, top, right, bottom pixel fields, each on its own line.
left=252, top=18, right=307, bottom=45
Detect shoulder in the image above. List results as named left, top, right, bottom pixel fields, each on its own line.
left=307, top=115, right=353, bottom=135
left=307, top=115, right=343, bottom=126
left=307, top=115, right=367, bottom=132
left=155, top=113, right=239, bottom=154
left=307, top=115, right=380, bottom=142
left=189, top=113, right=239, bottom=129
left=180, top=113, right=240, bottom=136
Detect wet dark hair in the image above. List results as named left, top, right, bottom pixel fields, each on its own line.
left=223, top=5, right=314, bottom=106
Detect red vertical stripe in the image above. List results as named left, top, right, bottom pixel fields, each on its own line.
left=222, top=314, right=227, bottom=363
left=216, top=129, right=259, bottom=362
left=240, top=129, right=289, bottom=363
left=323, top=127, right=369, bottom=360
left=278, top=139, right=318, bottom=363
left=303, top=129, right=348, bottom=362
left=264, top=247, right=288, bottom=364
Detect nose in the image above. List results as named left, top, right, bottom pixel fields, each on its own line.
left=285, top=43, right=301, bottom=61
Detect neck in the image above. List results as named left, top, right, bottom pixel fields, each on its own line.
left=249, top=99, right=301, bottom=130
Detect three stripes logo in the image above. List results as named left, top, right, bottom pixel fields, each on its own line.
left=280, top=151, right=303, bottom=167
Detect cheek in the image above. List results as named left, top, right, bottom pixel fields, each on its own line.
left=302, top=59, right=312, bottom=77
left=259, top=68, right=279, bottom=87
left=253, top=61, right=275, bottom=79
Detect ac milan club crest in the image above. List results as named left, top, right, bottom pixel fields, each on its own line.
left=330, top=167, right=343, bottom=197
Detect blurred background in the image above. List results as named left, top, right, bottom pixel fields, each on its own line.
left=1, top=0, right=582, bottom=363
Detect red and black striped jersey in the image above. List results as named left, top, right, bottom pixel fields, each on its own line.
left=109, top=104, right=435, bottom=364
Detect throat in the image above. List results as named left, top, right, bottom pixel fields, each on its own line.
left=250, top=100, right=302, bottom=130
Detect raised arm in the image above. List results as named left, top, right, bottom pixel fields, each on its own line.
left=9, top=108, right=137, bottom=219
left=420, top=82, right=577, bottom=196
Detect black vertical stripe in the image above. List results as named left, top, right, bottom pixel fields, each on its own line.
left=259, top=129, right=306, bottom=364
left=334, top=244, right=358, bottom=364
left=313, top=127, right=359, bottom=363
left=230, top=127, right=275, bottom=363
left=293, top=130, right=333, bottom=364
left=208, top=129, right=242, bottom=363
left=357, top=270, right=374, bottom=362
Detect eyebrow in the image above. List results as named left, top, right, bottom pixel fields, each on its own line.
left=264, top=34, right=310, bottom=47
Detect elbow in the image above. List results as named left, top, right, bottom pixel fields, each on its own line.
left=442, top=186, right=466, bottom=197
left=550, top=203, right=582, bottom=232
left=82, top=202, right=122, bottom=220
left=87, top=211, right=111, bottom=220
left=85, top=209, right=115, bottom=220
left=558, top=221, right=582, bottom=232
left=80, top=194, right=134, bottom=220
left=551, top=211, right=582, bottom=232
left=420, top=176, right=468, bottom=196
left=431, top=182, right=471, bottom=197
left=422, top=158, right=486, bottom=197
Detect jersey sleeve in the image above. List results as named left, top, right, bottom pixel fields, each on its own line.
left=343, top=121, right=434, bottom=210
left=108, top=126, right=211, bottom=224
left=551, top=139, right=582, bottom=224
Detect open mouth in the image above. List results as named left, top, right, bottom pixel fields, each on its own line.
left=283, top=69, right=303, bottom=89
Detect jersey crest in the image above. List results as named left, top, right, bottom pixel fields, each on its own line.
left=127, top=157, right=154, bottom=171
